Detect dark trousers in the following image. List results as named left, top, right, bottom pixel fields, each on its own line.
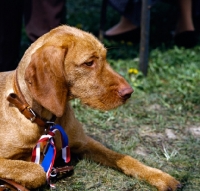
left=0, top=0, right=66, bottom=72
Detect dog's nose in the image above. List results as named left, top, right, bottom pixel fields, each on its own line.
left=118, top=87, right=134, bottom=100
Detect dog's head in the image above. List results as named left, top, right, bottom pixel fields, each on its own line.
left=25, top=25, right=133, bottom=117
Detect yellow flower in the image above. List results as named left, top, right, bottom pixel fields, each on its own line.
left=128, top=68, right=139, bottom=75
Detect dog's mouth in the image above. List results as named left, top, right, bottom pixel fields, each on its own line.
left=67, top=82, right=133, bottom=111
left=77, top=89, right=133, bottom=111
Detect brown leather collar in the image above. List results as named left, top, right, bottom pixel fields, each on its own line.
left=7, top=70, right=55, bottom=127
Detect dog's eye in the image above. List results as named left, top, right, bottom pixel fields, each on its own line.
left=85, top=61, right=94, bottom=67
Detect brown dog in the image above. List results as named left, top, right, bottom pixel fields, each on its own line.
left=0, top=25, right=180, bottom=191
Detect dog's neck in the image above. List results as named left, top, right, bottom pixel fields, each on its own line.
left=16, top=38, right=54, bottom=121
left=15, top=69, right=54, bottom=121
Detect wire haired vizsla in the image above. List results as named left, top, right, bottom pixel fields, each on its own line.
left=0, top=25, right=180, bottom=191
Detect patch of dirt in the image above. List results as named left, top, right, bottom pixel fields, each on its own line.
left=165, top=129, right=177, bottom=139
left=146, top=104, right=162, bottom=111
left=186, top=126, right=200, bottom=138
left=139, top=125, right=165, bottom=141
left=135, top=146, right=149, bottom=156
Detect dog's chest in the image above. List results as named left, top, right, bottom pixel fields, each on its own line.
left=0, top=122, right=44, bottom=160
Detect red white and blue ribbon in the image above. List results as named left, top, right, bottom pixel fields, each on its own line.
left=50, top=124, right=71, bottom=163
left=31, top=124, right=70, bottom=187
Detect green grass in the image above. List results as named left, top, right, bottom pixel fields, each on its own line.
left=42, top=45, right=200, bottom=191
left=20, top=1, right=200, bottom=190
left=55, top=45, right=200, bottom=191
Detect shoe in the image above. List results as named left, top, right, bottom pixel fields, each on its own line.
left=104, top=28, right=140, bottom=43
left=174, top=31, right=198, bottom=48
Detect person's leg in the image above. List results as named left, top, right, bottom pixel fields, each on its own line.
left=175, top=0, right=197, bottom=48
left=176, top=0, right=194, bottom=34
left=104, top=0, right=143, bottom=42
left=105, top=16, right=137, bottom=36
left=24, top=0, right=66, bottom=42
left=105, top=0, right=141, bottom=36
left=0, top=0, right=23, bottom=72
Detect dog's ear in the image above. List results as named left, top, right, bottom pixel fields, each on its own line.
left=25, top=45, right=68, bottom=117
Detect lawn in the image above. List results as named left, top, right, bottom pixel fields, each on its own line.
left=53, top=46, right=200, bottom=191
left=22, top=1, right=200, bottom=190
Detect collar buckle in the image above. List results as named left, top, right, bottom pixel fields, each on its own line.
left=46, top=121, right=55, bottom=126
left=27, top=106, right=36, bottom=122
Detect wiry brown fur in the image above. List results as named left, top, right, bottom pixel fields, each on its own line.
left=0, top=25, right=180, bottom=190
